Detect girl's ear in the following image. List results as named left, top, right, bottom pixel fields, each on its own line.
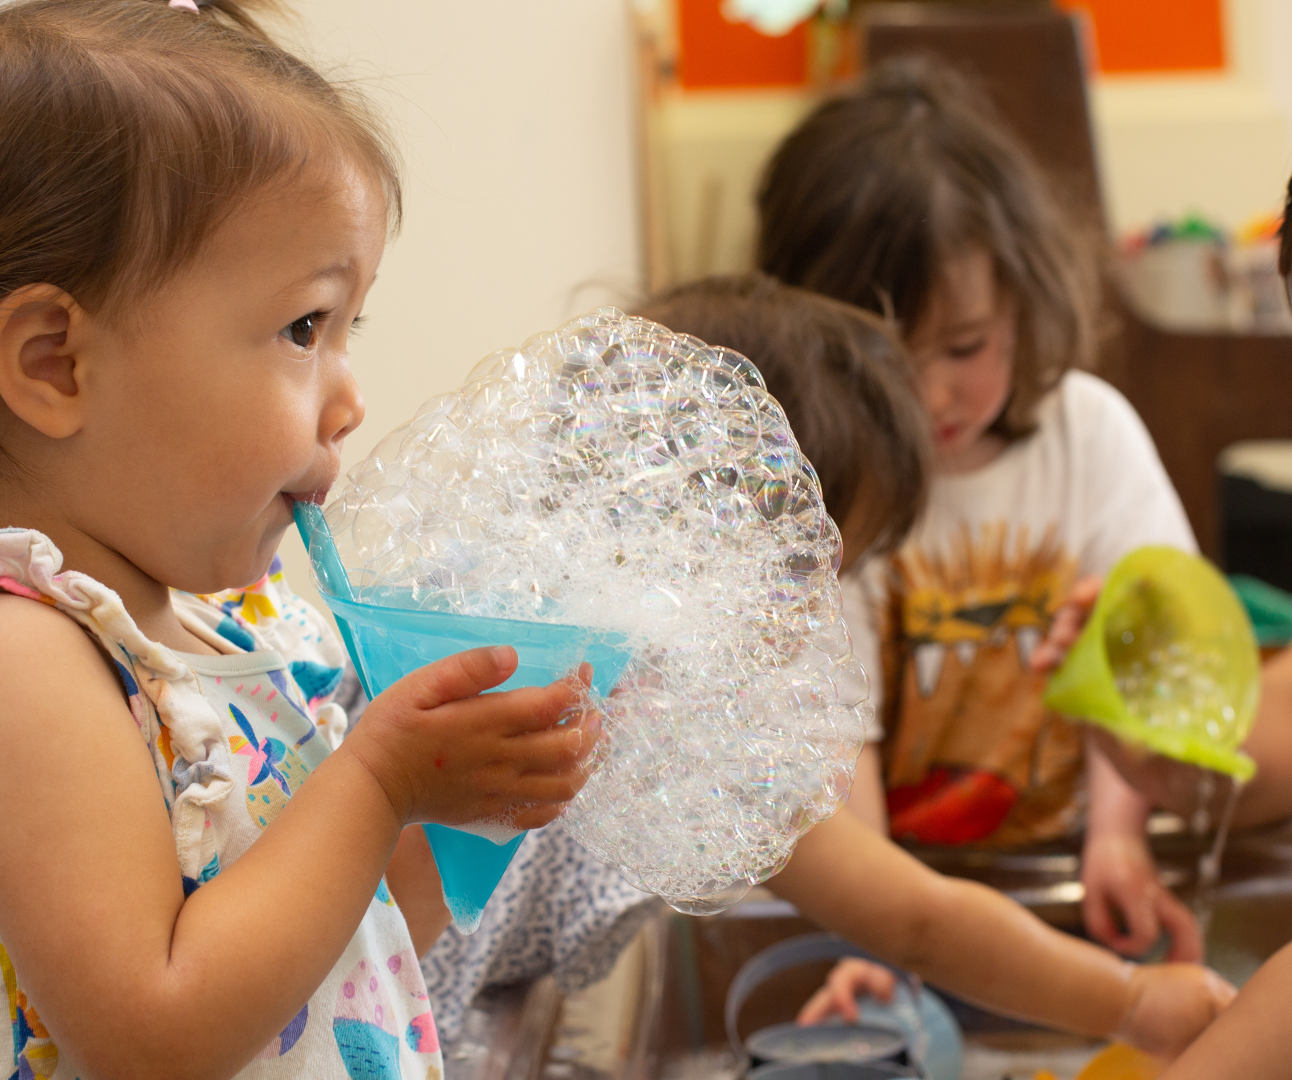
left=0, top=285, right=88, bottom=439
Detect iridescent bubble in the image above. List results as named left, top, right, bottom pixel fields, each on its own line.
left=322, top=308, right=872, bottom=913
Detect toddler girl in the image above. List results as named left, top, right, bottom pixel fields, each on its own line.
left=0, top=2, right=594, bottom=1076
left=758, top=59, right=1201, bottom=961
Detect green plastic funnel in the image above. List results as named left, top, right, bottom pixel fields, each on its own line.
left=1043, top=546, right=1259, bottom=780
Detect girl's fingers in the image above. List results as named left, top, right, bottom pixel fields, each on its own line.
left=1083, top=891, right=1121, bottom=951
left=401, top=646, right=518, bottom=709
left=505, top=727, right=593, bottom=772
left=509, top=770, right=588, bottom=805
left=511, top=803, right=565, bottom=831
left=1157, top=889, right=1204, bottom=963
left=847, top=963, right=897, bottom=1004
left=797, top=986, right=844, bottom=1025
left=1119, top=892, right=1161, bottom=957
left=429, top=679, right=581, bottom=740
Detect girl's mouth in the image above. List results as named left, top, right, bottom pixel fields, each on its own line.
left=282, top=488, right=330, bottom=508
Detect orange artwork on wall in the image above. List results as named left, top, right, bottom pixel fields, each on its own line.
left=1056, top=0, right=1226, bottom=74
left=676, top=0, right=808, bottom=89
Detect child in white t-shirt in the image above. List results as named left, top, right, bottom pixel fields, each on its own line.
left=418, top=275, right=1232, bottom=1062
left=758, top=57, right=1201, bottom=961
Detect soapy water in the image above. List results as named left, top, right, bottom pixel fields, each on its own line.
left=320, top=309, right=873, bottom=912
left=1112, top=638, right=1245, bottom=945
left=1192, top=773, right=1242, bottom=945
left=1112, top=640, right=1238, bottom=745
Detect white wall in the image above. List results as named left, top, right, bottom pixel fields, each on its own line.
left=276, top=2, right=642, bottom=614
left=1089, top=0, right=1292, bottom=234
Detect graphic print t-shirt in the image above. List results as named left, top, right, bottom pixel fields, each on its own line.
left=843, top=372, right=1196, bottom=847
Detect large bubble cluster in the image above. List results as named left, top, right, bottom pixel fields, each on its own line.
left=1113, top=642, right=1237, bottom=744
left=322, top=309, right=872, bottom=912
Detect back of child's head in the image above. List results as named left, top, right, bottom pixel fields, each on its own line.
left=756, top=57, right=1098, bottom=438
left=0, top=0, right=400, bottom=321
left=635, top=273, right=928, bottom=561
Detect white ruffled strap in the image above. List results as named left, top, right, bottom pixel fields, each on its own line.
left=0, top=529, right=237, bottom=881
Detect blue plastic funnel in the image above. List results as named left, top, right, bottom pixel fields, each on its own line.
left=293, top=502, right=632, bottom=932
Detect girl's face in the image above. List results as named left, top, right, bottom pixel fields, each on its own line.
left=907, top=249, right=1015, bottom=473
left=53, top=161, right=385, bottom=595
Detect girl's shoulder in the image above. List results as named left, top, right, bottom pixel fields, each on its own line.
left=0, top=586, right=116, bottom=683
left=1047, top=370, right=1148, bottom=441
left=1007, top=370, right=1160, bottom=474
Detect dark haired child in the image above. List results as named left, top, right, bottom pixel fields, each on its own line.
left=0, top=2, right=598, bottom=1076
left=758, top=58, right=1202, bottom=964
left=420, top=275, right=1233, bottom=1063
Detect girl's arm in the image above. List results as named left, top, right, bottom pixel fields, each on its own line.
left=768, top=811, right=1233, bottom=1059
left=845, top=744, right=888, bottom=833
left=0, top=597, right=592, bottom=1080
left=1158, top=939, right=1292, bottom=1078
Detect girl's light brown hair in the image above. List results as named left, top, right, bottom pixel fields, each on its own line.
left=0, top=0, right=401, bottom=318
left=756, top=57, right=1098, bottom=439
left=636, top=274, right=929, bottom=561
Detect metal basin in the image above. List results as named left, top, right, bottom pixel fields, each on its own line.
left=637, top=818, right=1292, bottom=1079
left=453, top=818, right=1292, bottom=1080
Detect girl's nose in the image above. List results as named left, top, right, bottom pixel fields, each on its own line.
left=919, top=362, right=954, bottom=418
left=321, top=363, right=365, bottom=445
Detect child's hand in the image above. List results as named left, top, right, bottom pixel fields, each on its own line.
left=796, top=957, right=897, bottom=1025
left=1118, top=962, right=1235, bottom=1060
left=1083, top=832, right=1202, bottom=962
left=1031, top=575, right=1102, bottom=673
left=346, top=645, right=600, bottom=831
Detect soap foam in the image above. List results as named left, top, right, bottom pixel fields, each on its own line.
left=321, top=309, right=873, bottom=912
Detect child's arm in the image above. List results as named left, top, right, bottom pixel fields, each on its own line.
left=845, top=744, right=888, bottom=833
left=385, top=825, right=452, bottom=956
left=0, top=597, right=594, bottom=1080
left=1083, top=738, right=1202, bottom=961
left=1157, top=938, right=1292, bottom=1078
left=768, top=810, right=1233, bottom=1059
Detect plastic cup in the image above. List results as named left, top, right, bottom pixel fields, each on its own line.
left=294, top=502, right=633, bottom=932
left=1042, top=546, right=1259, bottom=780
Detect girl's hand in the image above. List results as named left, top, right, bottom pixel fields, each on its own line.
left=1082, top=832, right=1202, bottom=962
left=1119, top=962, right=1235, bottom=1060
left=1031, top=575, right=1102, bottom=673
left=796, top=957, right=897, bottom=1025
left=346, top=645, right=600, bottom=832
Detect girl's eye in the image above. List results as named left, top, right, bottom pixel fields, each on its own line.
left=281, top=313, right=320, bottom=349
left=947, top=338, right=987, bottom=360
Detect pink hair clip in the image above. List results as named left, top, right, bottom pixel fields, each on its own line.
left=169, top=0, right=201, bottom=10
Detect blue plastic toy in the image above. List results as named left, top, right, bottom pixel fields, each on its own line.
left=294, top=501, right=632, bottom=932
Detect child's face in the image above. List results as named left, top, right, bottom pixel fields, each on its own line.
left=63, top=161, right=385, bottom=594
left=907, top=249, right=1015, bottom=472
